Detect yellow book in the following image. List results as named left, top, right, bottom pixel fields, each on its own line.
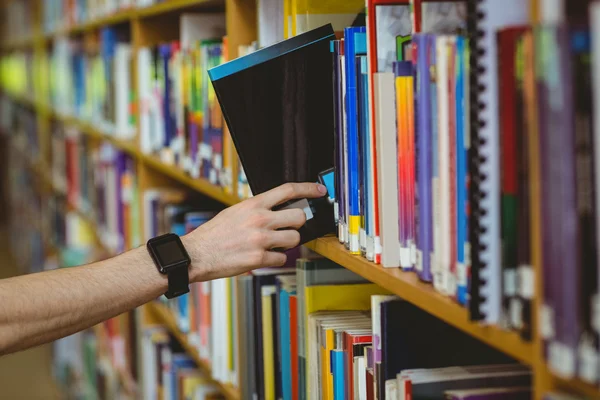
left=290, top=0, right=298, bottom=37
left=305, top=283, right=388, bottom=313
left=262, top=286, right=276, bottom=400
left=283, top=0, right=290, bottom=39
left=295, top=0, right=363, bottom=35
left=182, top=374, right=206, bottom=400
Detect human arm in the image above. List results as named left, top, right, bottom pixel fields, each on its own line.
left=0, top=182, right=327, bottom=355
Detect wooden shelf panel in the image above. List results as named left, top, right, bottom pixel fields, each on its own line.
left=1, top=36, right=36, bottom=51
left=37, top=0, right=223, bottom=40
left=136, top=0, right=224, bottom=18
left=542, top=367, right=600, bottom=398
left=147, top=302, right=240, bottom=400
left=305, top=236, right=534, bottom=366
left=143, top=155, right=240, bottom=206
left=48, top=110, right=240, bottom=206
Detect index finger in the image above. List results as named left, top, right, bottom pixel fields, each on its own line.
left=256, top=182, right=327, bottom=209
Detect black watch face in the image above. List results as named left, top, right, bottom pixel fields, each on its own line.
left=156, top=241, right=187, bottom=266
left=148, top=234, right=191, bottom=273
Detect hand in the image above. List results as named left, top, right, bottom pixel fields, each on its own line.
left=183, top=182, right=328, bottom=282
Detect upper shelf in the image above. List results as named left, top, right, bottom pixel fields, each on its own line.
left=49, top=109, right=241, bottom=207
left=39, top=0, right=224, bottom=40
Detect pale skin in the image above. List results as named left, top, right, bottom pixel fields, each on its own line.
left=0, top=182, right=328, bottom=356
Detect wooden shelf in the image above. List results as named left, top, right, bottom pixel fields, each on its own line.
left=305, top=236, right=534, bottom=366
left=48, top=109, right=240, bottom=206
left=542, top=367, right=600, bottom=399
left=147, top=302, right=240, bottom=400
left=143, top=155, right=240, bottom=206
left=1, top=36, right=36, bottom=51
left=135, top=0, right=224, bottom=18
left=39, top=0, right=222, bottom=40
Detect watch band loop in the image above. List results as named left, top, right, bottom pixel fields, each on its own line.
left=165, top=265, right=190, bottom=299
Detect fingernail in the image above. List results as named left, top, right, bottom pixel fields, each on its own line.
left=317, top=184, right=327, bottom=195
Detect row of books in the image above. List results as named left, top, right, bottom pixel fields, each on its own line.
left=237, top=257, right=528, bottom=400
left=4, top=104, right=43, bottom=272
left=0, top=51, right=35, bottom=101
left=306, top=0, right=600, bottom=387
left=53, top=329, right=132, bottom=400
left=141, top=187, right=242, bottom=389
left=49, top=29, right=136, bottom=140
left=7, top=159, right=44, bottom=273
left=137, top=13, right=231, bottom=188
left=141, top=325, right=225, bottom=400
left=1, top=0, right=35, bottom=43
left=43, top=0, right=136, bottom=34
left=50, top=122, right=142, bottom=253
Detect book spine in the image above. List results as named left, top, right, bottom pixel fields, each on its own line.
left=345, top=27, right=367, bottom=254
left=414, top=34, right=433, bottom=282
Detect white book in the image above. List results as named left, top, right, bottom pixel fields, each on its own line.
left=590, top=0, right=600, bottom=341
left=374, top=73, right=400, bottom=268
left=436, top=36, right=451, bottom=296
left=114, top=43, right=134, bottom=139
left=355, top=356, right=367, bottom=400
left=471, top=0, right=529, bottom=324
left=180, top=14, right=226, bottom=50
left=257, top=0, right=284, bottom=48
left=138, top=48, right=152, bottom=154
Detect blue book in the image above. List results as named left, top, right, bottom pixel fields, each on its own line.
left=331, top=349, right=345, bottom=400
left=455, top=36, right=468, bottom=305
left=159, top=44, right=173, bottom=148
left=357, top=41, right=372, bottom=260
left=344, top=26, right=367, bottom=254
left=279, top=288, right=292, bottom=400
left=171, top=354, right=195, bottom=400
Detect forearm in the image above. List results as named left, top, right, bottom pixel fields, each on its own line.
left=0, top=246, right=167, bottom=355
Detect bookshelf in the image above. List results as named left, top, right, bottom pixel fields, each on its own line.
left=146, top=302, right=240, bottom=400
left=1, top=0, right=597, bottom=399
left=305, top=237, right=534, bottom=366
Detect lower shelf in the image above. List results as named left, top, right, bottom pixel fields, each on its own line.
left=146, top=302, right=240, bottom=400
left=305, top=236, right=534, bottom=366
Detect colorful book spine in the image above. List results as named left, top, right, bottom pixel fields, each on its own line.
left=394, top=60, right=415, bottom=270
left=345, top=26, right=367, bottom=254
left=413, top=34, right=433, bottom=282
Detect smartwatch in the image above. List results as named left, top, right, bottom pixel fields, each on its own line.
left=146, top=233, right=191, bottom=299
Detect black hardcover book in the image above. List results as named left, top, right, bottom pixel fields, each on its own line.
left=208, top=24, right=337, bottom=244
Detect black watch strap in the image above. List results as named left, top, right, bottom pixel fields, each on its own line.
left=165, top=265, right=190, bottom=299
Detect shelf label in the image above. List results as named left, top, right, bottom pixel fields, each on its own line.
left=517, top=265, right=534, bottom=299
left=503, top=269, right=517, bottom=296
left=540, top=304, right=555, bottom=339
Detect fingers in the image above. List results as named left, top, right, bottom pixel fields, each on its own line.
left=269, top=229, right=301, bottom=250
left=256, top=182, right=327, bottom=209
left=269, top=208, right=307, bottom=230
left=261, top=251, right=288, bottom=267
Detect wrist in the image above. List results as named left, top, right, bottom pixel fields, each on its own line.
left=181, top=233, right=212, bottom=283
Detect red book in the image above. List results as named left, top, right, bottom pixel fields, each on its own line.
left=344, top=331, right=372, bottom=400
left=289, top=295, right=299, bottom=400
left=497, top=26, right=528, bottom=326
left=448, top=38, right=458, bottom=300
left=366, top=368, right=374, bottom=400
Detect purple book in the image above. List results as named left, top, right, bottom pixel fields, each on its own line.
left=538, top=25, right=579, bottom=378
left=331, top=40, right=345, bottom=239
left=189, top=119, right=198, bottom=169
left=414, top=33, right=433, bottom=282
left=116, top=151, right=126, bottom=253
left=444, top=387, right=531, bottom=400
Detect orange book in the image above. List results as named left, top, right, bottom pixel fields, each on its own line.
left=199, top=282, right=211, bottom=360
